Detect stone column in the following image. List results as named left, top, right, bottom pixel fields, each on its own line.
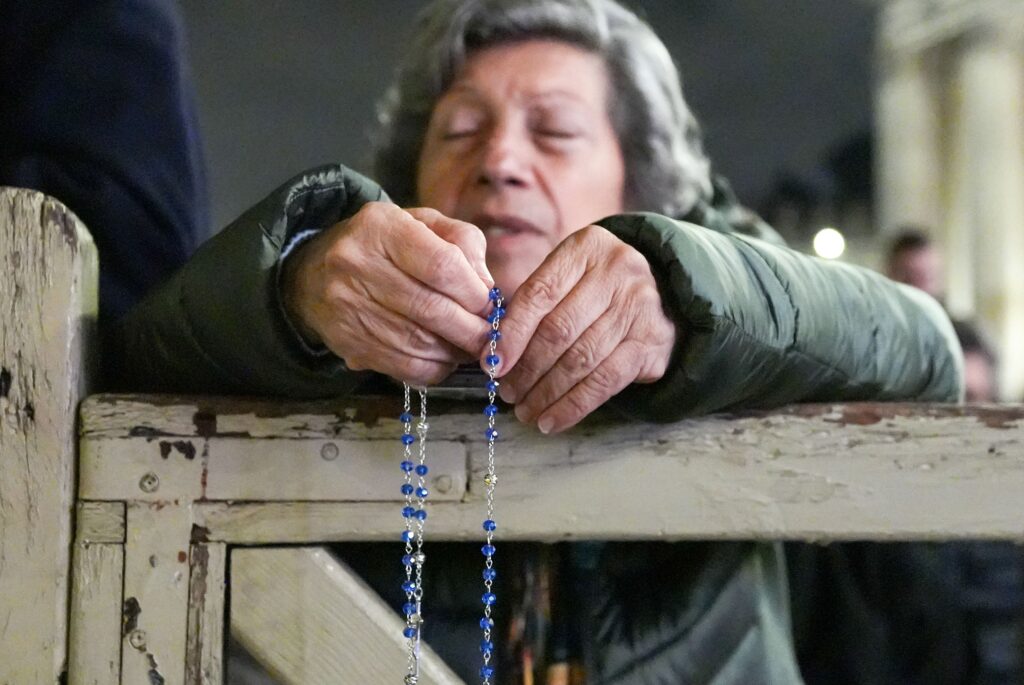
left=949, top=25, right=1024, bottom=398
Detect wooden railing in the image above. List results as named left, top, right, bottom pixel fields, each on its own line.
left=2, top=188, right=1022, bottom=684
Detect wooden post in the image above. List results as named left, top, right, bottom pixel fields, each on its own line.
left=0, top=188, right=98, bottom=683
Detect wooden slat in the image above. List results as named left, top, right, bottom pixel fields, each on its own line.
left=0, top=188, right=97, bottom=683
left=68, top=543, right=124, bottom=685
left=185, top=544, right=227, bottom=685
left=190, top=404, right=1024, bottom=543
left=121, top=502, right=194, bottom=685
left=80, top=437, right=205, bottom=502
left=77, top=501, right=126, bottom=544
left=231, top=547, right=464, bottom=685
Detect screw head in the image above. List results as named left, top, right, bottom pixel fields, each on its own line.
left=320, top=442, right=339, bottom=461
left=128, top=629, right=147, bottom=649
left=139, top=472, right=159, bottom=493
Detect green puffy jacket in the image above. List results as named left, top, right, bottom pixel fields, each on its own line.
left=115, top=165, right=962, bottom=684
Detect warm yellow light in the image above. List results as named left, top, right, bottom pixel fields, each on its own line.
left=813, top=227, right=845, bottom=259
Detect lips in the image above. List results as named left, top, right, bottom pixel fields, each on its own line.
left=471, top=213, right=545, bottom=239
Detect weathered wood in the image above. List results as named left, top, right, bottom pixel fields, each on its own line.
left=76, top=501, right=126, bottom=544
left=0, top=188, right=97, bottom=683
left=184, top=404, right=1024, bottom=542
left=231, top=547, right=464, bottom=685
left=185, top=544, right=226, bottom=685
left=68, top=543, right=124, bottom=685
left=80, top=437, right=205, bottom=502
left=121, top=502, right=194, bottom=685
left=82, top=434, right=466, bottom=503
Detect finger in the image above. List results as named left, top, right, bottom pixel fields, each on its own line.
left=500, top=274, right=613, bottom=404
left=350, top=299, right=470, bottom=365
left=533, top=342, right=642, bottom=434
left=485, top=244, right=588, bottom=377
left=368, top=266, right=491, bottom=356
left=320, top=301, right=461, bottom=384
left=380, top=208, right=491, bottom=316
left=406, top=208, right=494, bottom=295
left=514, top=305, right=629, bottom=424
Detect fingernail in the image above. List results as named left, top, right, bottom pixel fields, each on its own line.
left=500, top=385, right=516, bottom=403
left=537, top=417, right=554, bottom=434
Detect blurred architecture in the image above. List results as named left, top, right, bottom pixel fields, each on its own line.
left=876, top=0, right=1024, bottom=399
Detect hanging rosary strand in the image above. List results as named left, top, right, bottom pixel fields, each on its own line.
left=401, top=286, right=505, bottom=685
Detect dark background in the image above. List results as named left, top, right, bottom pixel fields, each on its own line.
left=180, top=0, right=876, bottom=233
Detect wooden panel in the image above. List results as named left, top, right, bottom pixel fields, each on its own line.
left=192, top=404, right=1024, bottom=543
left=202, top=438, right=466, bottom=501
left=77, top=501, right=126, bottom=544
left=68, top=543, right=124, bottom=685
left=0, top=188, right=97, bottom=683
left=80, top=437, right=205, bottom=502
left=121, top=503, right=194, bottom=685
left=185, top=544, right=227, bottom=685
left=231, top=547, right=464, bottom=685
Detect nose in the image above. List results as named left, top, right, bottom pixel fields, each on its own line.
left=478, top=121, right=530, bottom=189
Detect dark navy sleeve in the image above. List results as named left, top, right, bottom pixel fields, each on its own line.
left=0, top=0, right=208, bottom=323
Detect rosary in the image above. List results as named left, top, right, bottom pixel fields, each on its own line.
left=400, top=287, right=505, bottom=685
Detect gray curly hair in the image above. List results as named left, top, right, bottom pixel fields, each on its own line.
left=373, top=0, right=713, bottom=217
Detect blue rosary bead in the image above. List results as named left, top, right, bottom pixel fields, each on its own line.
left=482, top=592, right=496, bottom=606
left=480, top=665, right=495, bottom=679
left=487, top=310, right=505, bottom=324
left=481, top=543, right=496, bottom=556
left=415, top=486, right=429, bottom=498
left=401, top=530, right=415, bottom=543
left=403, top=626, right=417, bottom=639
left=480, top=639, right=494, bottom=653
left=401, top=460, right=414, bottom=473
left=402, top=580, right=417, bottom=593
left=483, top=567, right=497, bottom=581
left=401, top=483, right=414, bottom=496
left=415, top=464, right=428, bottom=476
left=403, top=554, right=414, bottom=567
left=485, top=427, right=498, bottom=440
left=401, top=433, right=416, bottom=446
left=485, top=354, right=500, bottom=367
left=399, top=411, right=413, bottom=424
left=483, top=519, right=497, bottom=531
left=489, top=287, right=502, bottom=302
left=414, top=509, right=427, bottom=521
left=480, top=616, right=494, bottom=630
left=403, top=602, right=417, bottom=616
left=488, top=329, right=502, bottom=342
left=486, top=379, right=499, bottom=393
left=483, top=404, right=498, bottom=417
left=402, top=506, right=416, bottom=518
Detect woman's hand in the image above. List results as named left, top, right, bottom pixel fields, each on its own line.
left=283, top=202, right=493, bottom=385
left=488, top=225, right=677, bottom=432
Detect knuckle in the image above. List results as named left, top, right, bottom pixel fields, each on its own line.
left=590, top=359, right=624, bottom=393
left=518, top=275, right=558, bottom=309
left=564, top=340, right=599, bottom=374
left=536, top=312, right=576, bottom=348
left=408, top=286, right=448, bottom=320
left=404, top=326, right=437, bottom=355
left=425, top=243, right=464, bottom=280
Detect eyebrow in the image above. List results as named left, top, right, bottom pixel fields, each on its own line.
left=442, top=84, right=592, bottom=106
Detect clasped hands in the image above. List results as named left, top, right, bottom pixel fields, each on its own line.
left=283, top=203, right=676, bottom=432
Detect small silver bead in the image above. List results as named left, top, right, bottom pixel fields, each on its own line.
left=404, top=675, right=419, bottom=684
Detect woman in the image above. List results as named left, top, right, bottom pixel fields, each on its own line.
left=118, top=1, right=961, bottom=682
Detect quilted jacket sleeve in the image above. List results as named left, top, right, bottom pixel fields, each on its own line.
left=598, top=212, right=964, bottom=421
left=112, top=164, right=385, bottom=396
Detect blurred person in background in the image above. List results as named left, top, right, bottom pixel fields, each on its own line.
left=886, top=227, right=945, bottom=303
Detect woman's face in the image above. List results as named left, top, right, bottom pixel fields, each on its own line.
left=416, top=39, right=626, bottom=296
